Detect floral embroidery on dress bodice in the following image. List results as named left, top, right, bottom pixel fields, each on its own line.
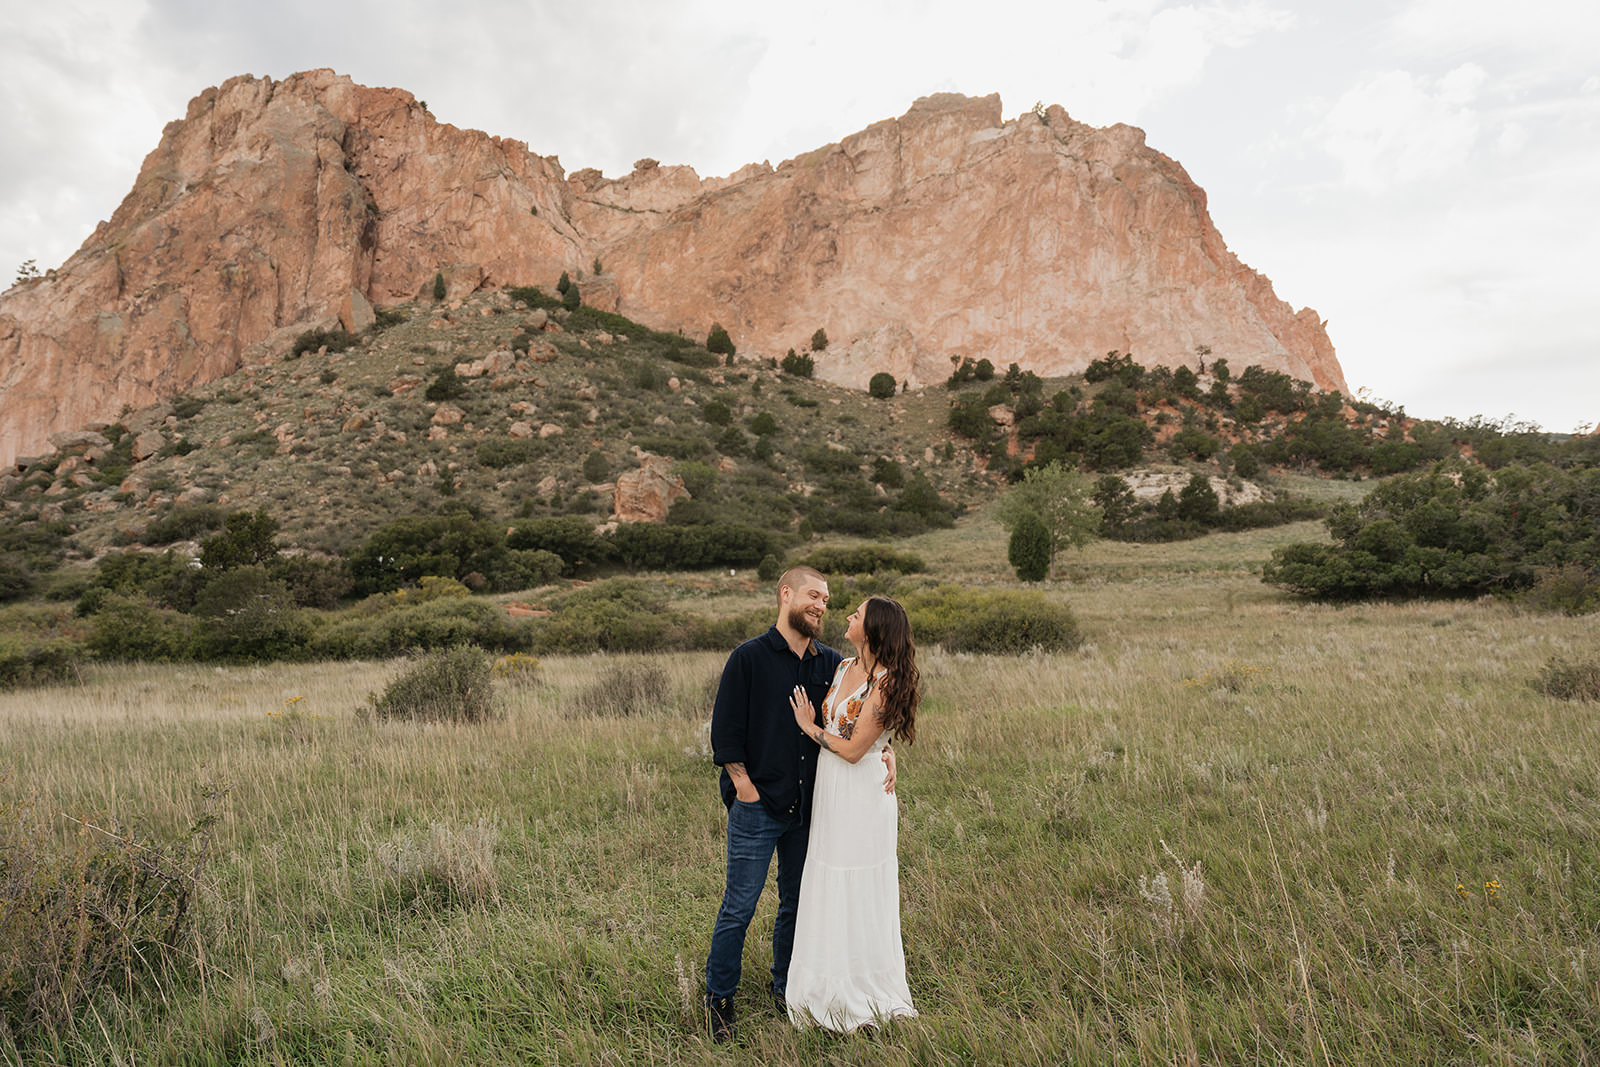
left=824, top=658, right=884, bottom=741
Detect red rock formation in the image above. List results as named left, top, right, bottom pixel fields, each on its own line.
left=0, top=72, right=1345, bottom=468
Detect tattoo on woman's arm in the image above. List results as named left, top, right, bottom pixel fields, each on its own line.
left=815, top=731, right=836, bottom=754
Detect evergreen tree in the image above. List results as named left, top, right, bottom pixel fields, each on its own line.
left=1178, top=473, right=1221, bottom=523
left=706, top=323, right=735, bottom=357
left=432, top=272, right=446, bottom=301
left=810, top=328, right=829, bottom=352
left=556, top=271, right=571, bottom=295
left=868, top=372, right=897, bottom=399
left=1008, top=510, right=1052, bottom=581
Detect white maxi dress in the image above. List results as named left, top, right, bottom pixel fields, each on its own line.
left=786, top=658, right=917, bottom=1032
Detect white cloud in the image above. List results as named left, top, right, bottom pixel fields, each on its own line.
left=1314, top=64, right=1485, bottom=191
left=1387, top=0, right=1600, bottom=70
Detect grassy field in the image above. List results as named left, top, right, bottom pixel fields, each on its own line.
left=4, top=516, right=1599, bottom=1064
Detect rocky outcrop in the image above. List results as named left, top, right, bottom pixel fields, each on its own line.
left=613, top=453, right=689, bottom=522
left=0, top=70, right=579, bottom=468
left=585, top=94, right=1344, bottom=398
left=0, top=72, right=1345, bottom=468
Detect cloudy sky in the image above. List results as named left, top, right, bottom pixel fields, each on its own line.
left=4, top=0, right=1596, bottom=431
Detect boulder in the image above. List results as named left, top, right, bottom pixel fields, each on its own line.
left=613, top=452, right=690, bottom=523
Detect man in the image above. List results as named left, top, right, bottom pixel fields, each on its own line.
left=703, top=565, right=895, bottom=1042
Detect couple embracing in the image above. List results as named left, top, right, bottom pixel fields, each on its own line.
left=704, top=565, right=920, bottom=1041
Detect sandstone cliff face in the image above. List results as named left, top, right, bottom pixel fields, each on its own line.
left=582, top=95, right=1344, bottom=397
left=0, top=73, right=1345, bottom=468
left=0, top=70, right=581, bottom=468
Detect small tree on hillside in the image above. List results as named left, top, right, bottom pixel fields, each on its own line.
left=556, top=271, right=571, bottom=295
left=810, top=328, right=829, bottom=352
left=200, top=510, right=281, bottom=572
left=781, top=350, right=814, bottom=378
left=706, top=323, right=735, bottom=357
left=1178, top=473, right=1220, bottom=524
left=432, top=272, right=447, bottom=301
left=868, top=372, right=897, bottom=399
left=995, top=462, right=1101, bottom=579
left=1007, top=510, right=1051, bottom=581
left=562, top=283, right=581, bottom=310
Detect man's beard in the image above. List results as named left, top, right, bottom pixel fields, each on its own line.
left=787, top=604, right=822, bottom=640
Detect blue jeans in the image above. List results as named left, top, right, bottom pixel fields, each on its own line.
left=705, top=798, right=807, bottom=999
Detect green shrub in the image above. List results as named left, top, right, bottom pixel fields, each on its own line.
left=270, top=554, right=354, bottom=609
left=368, top=645, right=498, bottom=723
left=706, top=323, right=735, bottom=357
left=556, top=271, right=571, bottom=295
left=0, top=633, right=82, bottom=689
left=869, top=372, right=897, bottom=399
left=86, top=596, right=197, bottom=661
left=432, top=272, right=447, bottom=301
left=1177, top=474, right=1220, bottom=524
left=904, top=585, right=1081, bottom=654
left=781, top=350, right=815, bottom=378
left=477, top=437, right=542, bottom=468
left=749, top=412, right=778, bottom=436
left=582, top=450, right=610, bottom=482
left=505, top=285, right=563, bottom=311
left=1264, top=462, right=1600, bottom=600
left=425, top=365, right=466, bottom=402
left=798, top=545, right=925, bottom=575
left=1008, top=511, right=1052, bottom=581
left=1533, top=654, right=1600, bottom=701
left=810, top=328, right=829, bottom=352
left=1521, top=564, right=1600, bottom=616
left=290, top=328, right=358, bottom=358
left=800, top=446, right=860, bottom=475
left=609, top=523, right=771, bottom=570
left=507, top=515, right=613, bottom=575
left=674, top=461, right=719, bottom=498
left=189, top=567, right=311, bottom=662
left=351, top=512, right=560, bottom=594
left=199, top=510, right=280, bottom=571
left=0, top=792, right=216, bottom=1042
left=567, top=661, right=672, bottom=717
left=312, top=596, right=532, bottom=659
left=1230, top=443, right=1262, bottom=479
left=531, top=580, right=671, bottom=653
left=171, top=395, right=207, bottom=420
left=894, top=475, right=958, bottom=528
left=757, top=554, right=782, bottom=582
left=701, top=400, right=732, bottom=426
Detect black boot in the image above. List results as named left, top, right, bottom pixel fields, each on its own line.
left=707, top=994, right=736, bottom=1043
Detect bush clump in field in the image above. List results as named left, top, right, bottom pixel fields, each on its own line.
left=798, top=545, right=926, bottom=576
left=491, top=652, right=542, bottom=689
left=1520, top=564, right=1600, bottom=616
left=0, top=791, right=217, bottom=1042
left=567, top=661, right=672, bottom=717
left=368, top=645, right=498, bottom=723
left=903, top=585, right=1081, bottom=654
left=1533, top=654, right=1600, bottom=701
left=318, top=595, right=531, bottom=659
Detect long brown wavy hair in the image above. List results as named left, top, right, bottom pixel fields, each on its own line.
left=862, top=596, right=919, bottom=744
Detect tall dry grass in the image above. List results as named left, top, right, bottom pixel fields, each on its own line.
left=3, top=519, right=1599, bottom=1063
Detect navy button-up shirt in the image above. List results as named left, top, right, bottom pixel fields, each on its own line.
left=711, top=626, right=842, bottom=822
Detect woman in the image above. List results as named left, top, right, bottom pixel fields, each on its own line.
left=785, top=595, right=920, bottom=1033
